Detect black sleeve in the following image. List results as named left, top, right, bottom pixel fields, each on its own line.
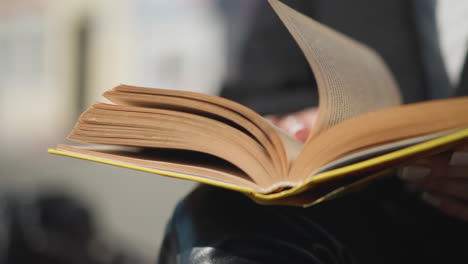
left=219, top=0, right=318, bottom=116
left=157, top=180, right=468, bottom=264
left=157, top=185, right=354, bottom=264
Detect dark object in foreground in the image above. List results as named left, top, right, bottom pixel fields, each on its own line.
left=158, top=178, right=468, bottom=264
left=0, top=191, right=141, bottom=264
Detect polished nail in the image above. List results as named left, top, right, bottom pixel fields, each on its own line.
left=399, top=166, right=430, bottom=182
left=283, top=116, right=304, bottom=136
left=294, top=128, right=309, bottom=142
left=449, top=152, right=468, bottom=166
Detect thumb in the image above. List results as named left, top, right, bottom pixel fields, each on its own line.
left=278, top=116, right=310, bottom=142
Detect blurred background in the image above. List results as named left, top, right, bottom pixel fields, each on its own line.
left=0, top=0, right=256, bottom=262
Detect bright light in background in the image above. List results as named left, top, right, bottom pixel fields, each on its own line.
left=0, top=0, right=225, bottom=155
left=0, top=0, right=51, bottom=154
left=87, top=0, right=225, bottom=104
left=0, top=0, right=226, bottom=260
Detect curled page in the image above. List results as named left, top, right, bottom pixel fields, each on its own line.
left=269, top=0, right=402, bottom=138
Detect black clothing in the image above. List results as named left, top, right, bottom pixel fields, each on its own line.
left=158, top=180, right=468, bottom=264
left=158, top=0, right=468, bottom=263
left=220, top=0, right=467, bottom=115
left=1, top=191, right=140, bottom=264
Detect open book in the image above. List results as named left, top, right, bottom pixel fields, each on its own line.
left=49, top=0, right=468, bottom=207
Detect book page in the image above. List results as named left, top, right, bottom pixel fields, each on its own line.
left=308, top=130, right=459, bottom=176
left=289, top=97, right=468, bottom=181
left=272, top=125, right=303, bottom=163
left=107, top=85, right=289, bottom=178
left=68, top=103, right=280, bottom=188
left=56, top=145, right=259, bottom=190
left=269, top=0, right=402, bottom=138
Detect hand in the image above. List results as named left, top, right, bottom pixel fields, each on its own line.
left=399, top=143, right=468, bottom=221
left=265, top=107, right=318, bottom=142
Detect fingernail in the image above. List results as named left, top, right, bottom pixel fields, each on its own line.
left=449, top=152, right=468, bottom=166
left=422, top=192, right=441, bottom=207
left=294, top=128, right=309, bottom=142
left=288, top=122, right=305, bottom=135
left=399, top=166, right=431, bottom=182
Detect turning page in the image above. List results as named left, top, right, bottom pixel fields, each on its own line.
left=269, top=0, right=402, bottom=137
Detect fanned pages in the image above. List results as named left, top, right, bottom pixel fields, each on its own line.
left=48, top=1, right=468, bottom=206
left=269, top=0, right=402, bottom=136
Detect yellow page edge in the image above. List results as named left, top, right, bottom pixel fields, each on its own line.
left=250, top=168, right=394, bottom=207
left=48, top=128, right=468, bottom=203
left=48, top=148, right=256, bottom=195
left=252, top=127, right=468, bottom=200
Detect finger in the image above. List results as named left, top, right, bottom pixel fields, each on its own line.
left=449, top=151, right=468, bottom=167
left=400, top=166, right=468, bottom=200
left=447, top=140, right=468, bottom=166
left=295, top=107, right=319, bottom=130
left=413, top=143, right=468, bottom=168
left=422, top=192, right=468, bottom=222
left=407, top=151, right=468, bottom=178
left=294, top=127, right=311, bottom=142
left=410, top=150, right=451, bottom=172
left=413, top=165, right=468, bottom=179
left=277, top=115, right=310, bottom=142
left=422, top=176, right=468, bottom=200
left=453, top=141, right=468, bottom=152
